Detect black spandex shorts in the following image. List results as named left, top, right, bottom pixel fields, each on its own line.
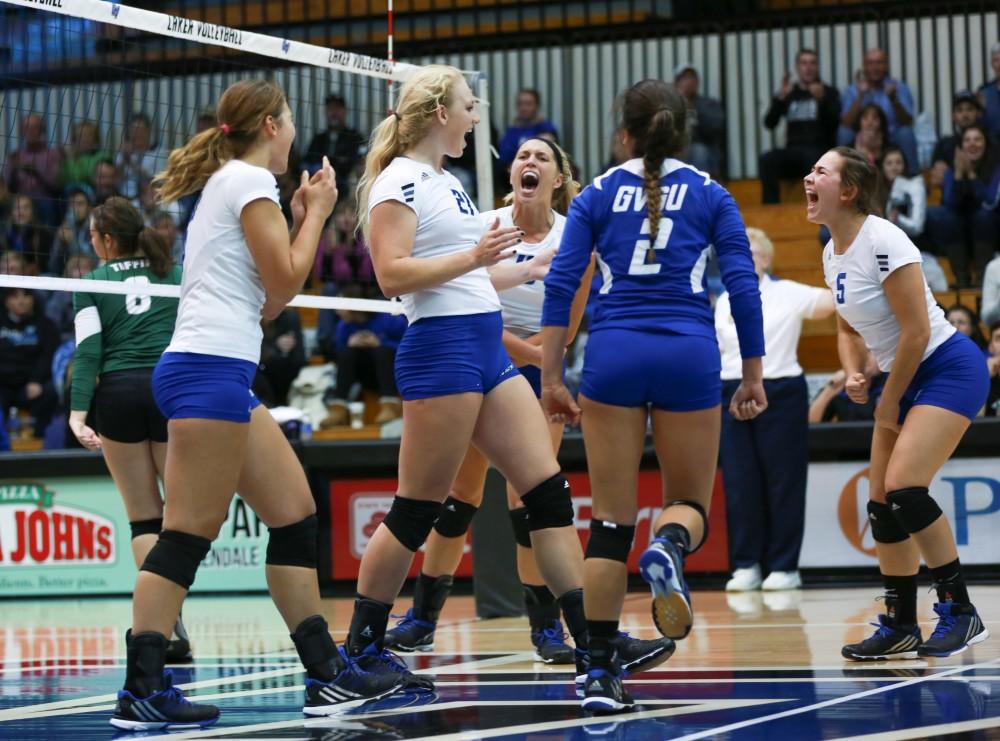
left=95, top=368, right=168, bottom=443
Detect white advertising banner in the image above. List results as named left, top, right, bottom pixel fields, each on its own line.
left=800, top=458, right=1000, bottom=567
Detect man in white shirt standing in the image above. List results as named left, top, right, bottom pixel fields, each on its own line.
left=716, top=227, right=835, bottom=592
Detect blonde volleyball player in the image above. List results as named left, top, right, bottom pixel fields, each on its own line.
left=805, top=147, right=990, bottom=661
left=346, top=66, right=587, bottom=694
left=111, top=80, right=401, bottom=732
left=383, top=137, right=674, bottom=677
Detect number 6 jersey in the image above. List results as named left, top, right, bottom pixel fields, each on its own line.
left=543, top=158, right=763, bottom=360
left=368, top=156, right=501, bottom=323
left=822, top=215, right=954, bottom=372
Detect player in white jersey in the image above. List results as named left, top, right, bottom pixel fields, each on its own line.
left=382, top=138, right=674, bottom=676
left=806, top=146, right=990, bottom=660
left=110, top=80, right=401, bottom=733
left=348, top=66, right=589, bottom=696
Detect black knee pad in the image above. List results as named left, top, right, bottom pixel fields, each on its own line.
left=130, top=518, right=163, bottom=540
left=667, top=499, right=709, bottom=553
left=867, top=500, right=910, bottom=544
left=267, top=515, right=318, bottom=568
left=140, top=529, right=211, bottom=589
left=521, top=474, right=574, bottom=531
left=383, top=496, right=440, bottom=552
left=886, top=487, right=942, bottom=534
left=433, top=497, right=479, bottom=538
left=509, top=507, right=532, bottom=548
left=585, top=519, right=636, bottom=563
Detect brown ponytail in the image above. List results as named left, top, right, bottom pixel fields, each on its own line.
left=619, top=80, right=688, bottom=248
left=155, top=79, right=287, bottom=203
left=90, top=196, right=173, bottom=278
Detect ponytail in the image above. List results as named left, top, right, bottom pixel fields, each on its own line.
left=356, top=65, right=468, bottom=240
left=137, top=227, right=173, bottom=278
left=155, top=79, right=287, bottom=203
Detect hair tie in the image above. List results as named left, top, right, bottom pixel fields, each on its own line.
left=392, top=111, right=401, bottom=122
left=219, top=123, right=231, bottom=135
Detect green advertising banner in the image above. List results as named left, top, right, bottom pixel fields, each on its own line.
left=0, top=477, right=268, bottom=596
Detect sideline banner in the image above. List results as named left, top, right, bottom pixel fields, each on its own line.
left=0, top=477, right=267, bottom=596
left=328, top=470, right=729, bottom=581
left=800, top=458, right=1000, bottom=567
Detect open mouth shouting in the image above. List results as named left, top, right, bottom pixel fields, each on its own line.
left=519, top=169, right=540, bottom=196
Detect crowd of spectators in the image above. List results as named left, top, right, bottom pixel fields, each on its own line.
left=5, top=39, right=1000, bottom=447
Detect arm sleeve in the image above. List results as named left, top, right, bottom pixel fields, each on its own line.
left=877, top=226, right=922, bottom=284
left=229, top=166, right=280, bottom=215
left=542, top=187, right=596, bottom=327
left=70, top=292, right=101, bottom=411
left=367, top=165, right=419, bottom=216
left=895, top=81, right=915, bottom=118
left=712, top=190, right=765, bottom=358
left=981, top=259, right=1000, bottom=325
left=763, top=96, right=788, bottom=130
left=335, top=321, right=352, bottom=351
left=942, top=169, right=960, bottom=208
left=792, top=282, right=827, bottom=319
left=499, top=127, right=520, bottom=165
left=820, top=86, right=842, bottom=134
left=896, top=178, right=926, bottom=236
left=839, top=85, right=857, bottom=116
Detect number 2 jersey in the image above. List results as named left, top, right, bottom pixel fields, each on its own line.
left=542, top=158, right=764, bottom=359
left=822, top=214, right=954, bottom=372
left=71, top=258, right=182, bottom=412
left=368, top=156, right=501, bottom=323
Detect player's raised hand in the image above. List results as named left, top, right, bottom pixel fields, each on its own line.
left=301, top=156, right=338, bottom=220
left=473, top=217, right=522, bottom=267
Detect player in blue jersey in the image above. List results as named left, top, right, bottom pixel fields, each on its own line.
left=541, top=79, right=767, bottom=713
left=806, top=147, right=989, bottom=660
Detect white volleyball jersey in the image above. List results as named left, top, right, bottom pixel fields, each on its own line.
left=167, top=159, right=280, bottom=363
left=822, top=215, right=954, bottom=372
left=368, top=157, right=500, bottom=322
left=482, top=205, right=566, bottom=338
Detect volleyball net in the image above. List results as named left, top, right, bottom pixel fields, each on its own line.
left=0, top=0, right=493, bottom=314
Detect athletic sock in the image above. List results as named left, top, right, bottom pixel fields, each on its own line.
left=883, top=574, right=918, bottom=627
left=523, top=583, right=560, bottom=632
left=930, top=558, right=970, bottom=604
left=586, top=620, right=619, bottom=670
left=347, top=594, right=392, bottom=656
left=412, top=572, right=453, bottom=623
left=655, top=523, right=691, bottom=555
left=556, top=588, right=588, bottom=649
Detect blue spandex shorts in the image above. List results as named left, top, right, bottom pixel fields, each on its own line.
left=394, top=311, right=520, bottom=401
left=153, top=351, right=261, bottom=423
left=898, top=332, right=989, bottom=423
left=581, top=329, right=722, bottom=411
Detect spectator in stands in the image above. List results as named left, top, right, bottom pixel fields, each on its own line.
left=838, top=48, right=918, bottom=175
left=60, top=121, right=109, bottom=190
left=946, top=304, right=989, bottom=356
left=303, top=93, right=366, bottom=195
left=2, top=113, right=63, bottom=227
left=254, top=309, right=307, bottom=408
left=498, top=89, right=559, bottom=167
left=92, top=159, right=122, bottom=205
left=808, top=355, right=886, bottom=422
left=51, top=185, right=97, bottom=274
left=674, top=64, right=725, bottom=179
left=45, top=253, right=96, bottom=342
left=3, top=194, right=52, bottom=275
left=716, top=227, right=835, bottom=592
left=852, top=104, right=889, bottom=166
left=194, top=105, right=217, bottom=134
left=978, top=43, right=1000, bottom=140
left=760, top=49, right=840, bottom=203
left=983, top=253, right=1000, bottom=325
left=151, top=210, right=184, bottom=264
left=116, top=113, right=168, bottom=202
left=0, top=287, right=59, bottom=440
left=924, top=124, right=1000, bottom=288
left=0, top=250, right=26, bottom=276
left=320, top=285, right=406, bottom=427
left=881, top=146, right=947, bottom=291
left=930, top=91, right=984, bottom=189
left=986, top=320, right=1000, bottom=416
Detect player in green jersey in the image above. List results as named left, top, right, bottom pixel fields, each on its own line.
left=69, top=196, right=191, bottom=662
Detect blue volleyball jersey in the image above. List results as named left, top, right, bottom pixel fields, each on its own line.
left=542, top=158, right=765, bottom=359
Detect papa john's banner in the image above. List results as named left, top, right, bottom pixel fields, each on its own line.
left=0, top=477, right=268, bottom=596
left=800, top=458, right=1000, bottom=567
left=328, top=471, right=729, bottom=580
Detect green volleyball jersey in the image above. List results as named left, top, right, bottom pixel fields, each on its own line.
left=71, top=258, right=182, bottom=411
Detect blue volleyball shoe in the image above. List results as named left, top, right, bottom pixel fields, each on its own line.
left=638, top=537, right=693, bottom=640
